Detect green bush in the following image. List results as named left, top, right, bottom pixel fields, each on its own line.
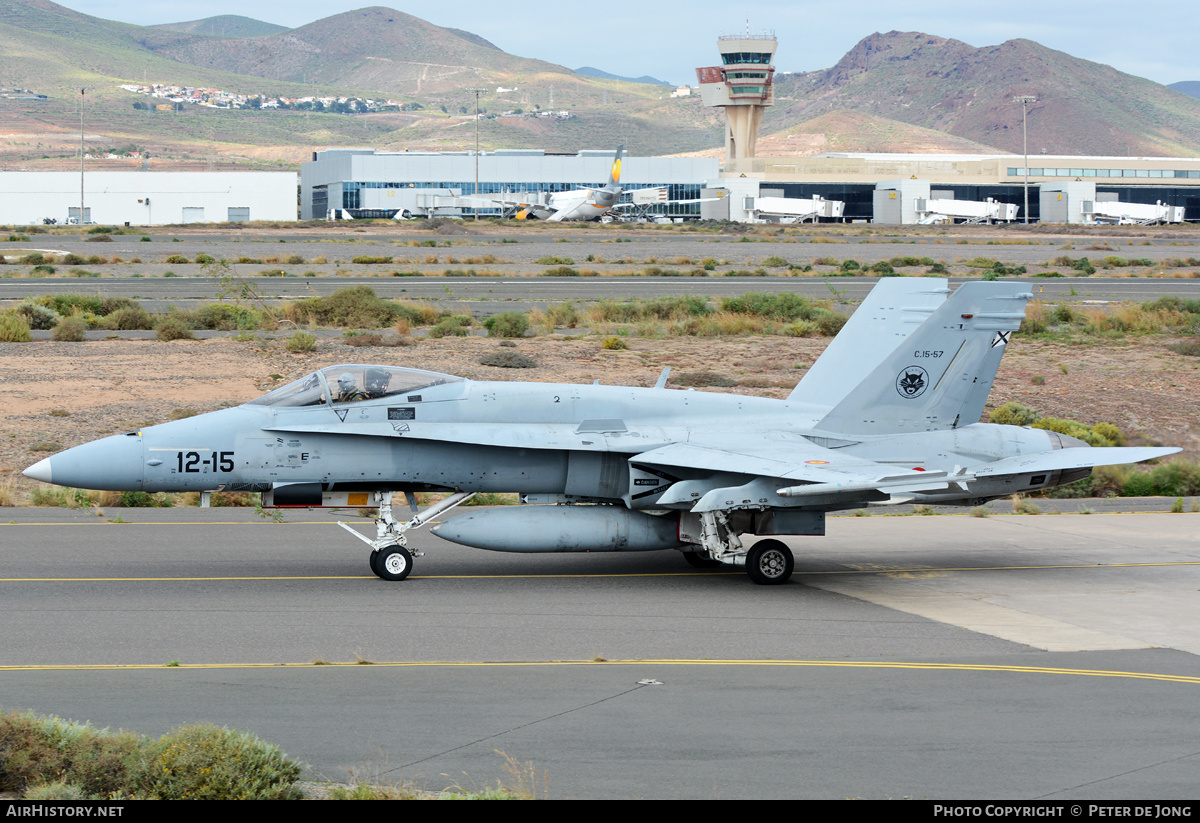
left=51, top=317, right=87, bottom=342
left=164, top=254, right=190, bottom=264
left=601, top=335, right=628, bottom=350
left=534, top=256, right=574, bottom=265
left=351, top=255, right=393, bottom=264
left=35, top=294, right=100, bottom=316
left=429, top=315, right=473, bottom=338
left=136, top=724, right=303, bottom=800
left=284, top=286, right=401, bottom=328
left=14, top=301, right=59, bottom=330
left=102, top=306, right=154, bottom=330
left=718, top=293, right=847, bottom=334
left=155, top=318, right=195, bottom=341
left=99, top=297, right=140, bottom=315
left=0, top=314, right=32, bottom=342
left=1072, top=257, right=1096, bottom=275
left=838, top=259, right=860, bottom=272
left=0, top=711, right=144, bottom=797
left=194, top=253, right=215, bottom=264
left=285, top=330, right=317, bottom=352
left=761, top=255, right=788, bottom=268
left=988, top=402, right=1039, bottom=426
left=196, top=303, right=260, bottom=331
left=483, top=312, right=530, bottom=338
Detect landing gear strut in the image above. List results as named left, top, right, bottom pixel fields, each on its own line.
left=693, top=511, right=795, bottom=585
left=339, top=491, right=475, bottom=580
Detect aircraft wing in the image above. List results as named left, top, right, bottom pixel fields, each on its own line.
left=966, top=446, right=1180, bottom=477
left=545, top=192, right=590, bottom=221
left=629, top=438, right=1181, bottom=511
left=464, top=192, right=543, bottom=208
left=629, top=438, right=951, bottom=511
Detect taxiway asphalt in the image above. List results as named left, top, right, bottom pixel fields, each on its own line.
left=2, top=507, right=1198, bottom=798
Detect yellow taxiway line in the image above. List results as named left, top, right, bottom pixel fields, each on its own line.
left=2, top=659, right=1199, bottom=684
left=3, top=560, right=1200, bottom=583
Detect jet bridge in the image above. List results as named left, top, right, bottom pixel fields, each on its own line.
left=747, top=195, right=844, bottom=223
left=1083, top=199, right=1185, bottom=225
left=328, top=187, right=481, bottom=220
left=916, top=197, right=1019, bottom=225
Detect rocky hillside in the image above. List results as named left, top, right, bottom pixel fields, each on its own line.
left=767, top=32, right=1200, bottom=157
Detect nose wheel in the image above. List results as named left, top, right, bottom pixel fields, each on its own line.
left=371, top=546, right=413, bottom=581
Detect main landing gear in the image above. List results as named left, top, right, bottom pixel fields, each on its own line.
left=690, top=511, right=795, bottom=585
left=338, top=491, right=475, bottom=580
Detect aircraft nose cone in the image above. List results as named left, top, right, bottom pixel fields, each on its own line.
left=23, top=458, right=52, bottom=483
left=23, top=434, right=145, bottom=491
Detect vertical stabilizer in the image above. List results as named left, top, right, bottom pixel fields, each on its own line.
left=815, top=282, right=1030, bottom=434
left=789, top=278, right=948, bottom=405
left=608, top=145, right=624, bottom=187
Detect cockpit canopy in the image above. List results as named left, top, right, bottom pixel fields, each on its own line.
left=248, top=366, right=464, bottom=407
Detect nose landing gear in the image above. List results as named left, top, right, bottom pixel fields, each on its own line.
left=339, top=490, right=476, bottom=580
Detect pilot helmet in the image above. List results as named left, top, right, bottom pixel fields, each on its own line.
left=337, top=373, right=356, bottom=392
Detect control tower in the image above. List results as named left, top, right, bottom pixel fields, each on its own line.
left=696, top=32, right=777, bottom=165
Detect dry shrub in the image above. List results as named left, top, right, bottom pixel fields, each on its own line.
left=672, top=371, right=738, bottom=387
left=737, top=376, right=796, bottom=389
left=480, top=350, right=538, bottom=368
left=51, top=317, right=87, bottom=342
left=0, top=476, right=19, bottom=506
left=394, top=300, right=442, bottom=326
left=344, top=333, right=415, bottom=348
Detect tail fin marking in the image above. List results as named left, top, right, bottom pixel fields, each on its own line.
left=815, top=283, right=1031, bottom=435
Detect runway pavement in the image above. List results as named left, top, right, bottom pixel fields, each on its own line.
left=2, top=506, right=1198, bottom=798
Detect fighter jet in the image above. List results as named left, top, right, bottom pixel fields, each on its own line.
left=24, top=279, right=1178, bottom=585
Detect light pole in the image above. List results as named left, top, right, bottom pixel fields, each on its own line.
left=1013, top=95, right=1037, bottom=224
left=79, top=86, right=92, bottom=226
left=467, top=87, right=486, bottom=220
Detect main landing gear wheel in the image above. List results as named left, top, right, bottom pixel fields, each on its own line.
left=683, top=551, right=723, bottom=569
left=745, top=539, right=794, bottom=585
left=374, top=546, right=413, bottom=581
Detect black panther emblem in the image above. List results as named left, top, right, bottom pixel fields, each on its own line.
left=895, top=366, right=929, bottom=398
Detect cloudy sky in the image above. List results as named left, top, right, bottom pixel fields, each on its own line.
left=70, top=0, right=1196, bottom=86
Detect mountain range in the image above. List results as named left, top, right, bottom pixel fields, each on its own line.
left=2, top=0, right=1198, bottom=171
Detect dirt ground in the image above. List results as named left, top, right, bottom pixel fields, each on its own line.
left=3, top=331, right=1197, bottom=501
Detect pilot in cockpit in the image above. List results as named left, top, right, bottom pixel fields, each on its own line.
left=335, top=372, right=370, bottom=403
left=364, top=368, right=392, bottom=398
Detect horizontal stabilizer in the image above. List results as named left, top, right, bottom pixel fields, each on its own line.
left=968, top=446, right=1180, bottom=478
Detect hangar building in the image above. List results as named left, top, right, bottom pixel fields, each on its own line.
left=0, top=172, right=298, bottom=226
left=708, top=153, right=1200, bottom=223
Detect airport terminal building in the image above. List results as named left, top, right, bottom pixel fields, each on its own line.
left=300, top=149, right=720, bottom=220
left=0, top=172, right=298, bottom=226
left=302, top=148, right=1200, bottom=224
